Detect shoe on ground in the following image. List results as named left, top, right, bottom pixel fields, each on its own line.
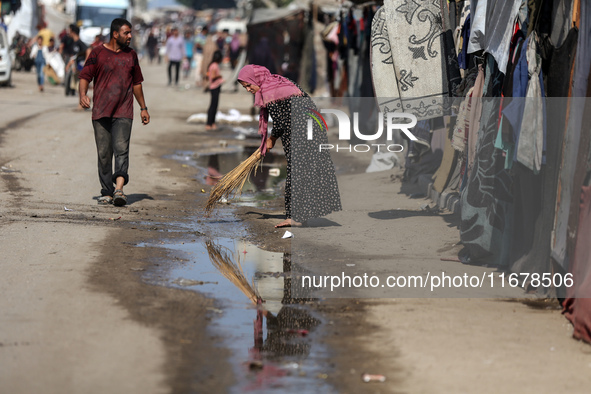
left=113, top=189, right=127, bottom=206
left=97, top=195, right=113, bottom=205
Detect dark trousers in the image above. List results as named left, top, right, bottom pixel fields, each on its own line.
left=92, top=118, right=132, bottom=197
left=207, top=86, right=220, bottom=126
left=168, top=60, right=180, bottom=85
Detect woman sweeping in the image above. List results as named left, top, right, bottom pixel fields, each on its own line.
left=237, top=64, right=341, bottom=228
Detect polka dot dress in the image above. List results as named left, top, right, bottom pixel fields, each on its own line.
left=267, top=85, right=342, bottom=223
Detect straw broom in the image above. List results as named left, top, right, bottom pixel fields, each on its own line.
left=204, top=148, right=264, bottom=215
left=205, top=240, right=261, bottom=305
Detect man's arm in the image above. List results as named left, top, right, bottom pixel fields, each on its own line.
left=133, top=84, right=150, bottom=125
left=79, top=78, right=91, bottom=108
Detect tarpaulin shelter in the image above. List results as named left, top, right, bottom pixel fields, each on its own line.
left=246, top=7, right=307, bottom=83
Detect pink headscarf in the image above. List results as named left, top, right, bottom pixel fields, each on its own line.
left=237, top=65, right=302, bottom=155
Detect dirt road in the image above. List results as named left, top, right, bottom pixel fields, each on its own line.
left=1, top=60, right=591, bottom=394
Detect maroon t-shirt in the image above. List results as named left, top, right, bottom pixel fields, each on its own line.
left=79, top=45, right=144, bottom=120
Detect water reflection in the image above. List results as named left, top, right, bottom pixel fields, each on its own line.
left=205, top=240, right=260, bottom=305
left=196, top=147, right=287, bottom=194
left=203, top=240, right=327, bottom=392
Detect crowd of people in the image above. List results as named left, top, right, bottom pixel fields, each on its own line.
left=139, top=23, right=246, bottom=89
left=11, top=19, right=247, bottom=100
left=10, top=23, right=89, bottom=94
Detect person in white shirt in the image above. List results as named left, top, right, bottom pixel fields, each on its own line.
left=30, top=36, right=49, bottom=92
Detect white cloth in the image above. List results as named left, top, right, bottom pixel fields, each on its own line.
left=467, top=0, right=487, bottom=53
left=482, top=0, right=523, bottom=74
left=516, top=34, right=544, bottom=173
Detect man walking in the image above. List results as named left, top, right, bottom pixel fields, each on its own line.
left=79, top=18, right=150, bottom=206
left=165, top=27, right=184, bottom=85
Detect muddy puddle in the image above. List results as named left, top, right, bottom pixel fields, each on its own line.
left=166, top=144, right=287, bottom=209
left=138, top=214, right=335, bottom=392
left=138, top=145, right=334, bottom=392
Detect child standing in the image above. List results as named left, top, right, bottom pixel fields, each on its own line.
left=206, top=50, right=224, bottom=130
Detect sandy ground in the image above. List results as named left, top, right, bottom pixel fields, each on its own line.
left=1, top=59, right=591, bottom=394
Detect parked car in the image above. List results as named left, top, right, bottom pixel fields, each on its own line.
left=0, top=28, right=12, bottom=86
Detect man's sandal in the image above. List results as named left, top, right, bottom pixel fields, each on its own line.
left=97, top=195, right=113, bottom=205
left=113, top=189, right=127, bottom=207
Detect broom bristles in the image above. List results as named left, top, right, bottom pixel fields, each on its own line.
left=204, top=148, right=263, bottom=215
left=205, top=241, right=261, bottom=304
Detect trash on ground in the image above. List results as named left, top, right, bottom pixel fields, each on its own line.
left=346, top=264, right=356, bottom=267
left=232, top=126, right=259, bottom=138
left=420, top=203, right=440, bottom=212
left=172, top=278, right=213, bottom=286
left=282, top=231, right=293, bottom=239
left=109, top=216, right=122, bottom=221
left=64, top=206, right=73, bottom=211
left=187, top=109, right=254, bottom=124
left=366, top=151, right=401, bottom=173
left=269, top=168, right=281, bottom=177
left=362, top=373, right=386, bottom=383
left=130, top=267, right=145, bottom=271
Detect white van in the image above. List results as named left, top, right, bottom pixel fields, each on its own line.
left=0, top=27, right=12, bottom=86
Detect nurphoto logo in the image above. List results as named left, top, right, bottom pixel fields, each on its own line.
left=306, top=109, right=419, bottom=153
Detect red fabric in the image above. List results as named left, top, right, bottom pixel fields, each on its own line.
left=79, top=45, right=144, bottom=120
left=237, top=65, right=302, bottom=155
left=563, top=185, right=591, bottom=343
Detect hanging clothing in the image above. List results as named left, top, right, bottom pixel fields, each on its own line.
left=467, top=0, right=487, bottom=53
left=552, top=0, right=591, bottom=268
left=371, top=6, right=403, bottom=114
left=432, top=118, right=460, bottom=193
left=451, top=87, right=474, bottom=152
left=467, top=64, right=485, bottom=172
left=454, top=0, right=472, bottom=57
left=373, top=0, right=453, bottom=120
left=516, top=33, right=546, bottom=173
left=483, top=0, right=523, bottom=74
left=508, top=27, right=579, bottom=282
left=458, top=14, right=472, bottom=70
left=551, top=0, right=575, bottom=48
left=460, top=55, right=512, bottom=265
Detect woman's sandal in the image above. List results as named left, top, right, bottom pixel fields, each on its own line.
left=113, top=189, right=127, bottom=207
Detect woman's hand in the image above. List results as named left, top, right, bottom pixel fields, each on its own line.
left=266, top=136, right=277, bottom=151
